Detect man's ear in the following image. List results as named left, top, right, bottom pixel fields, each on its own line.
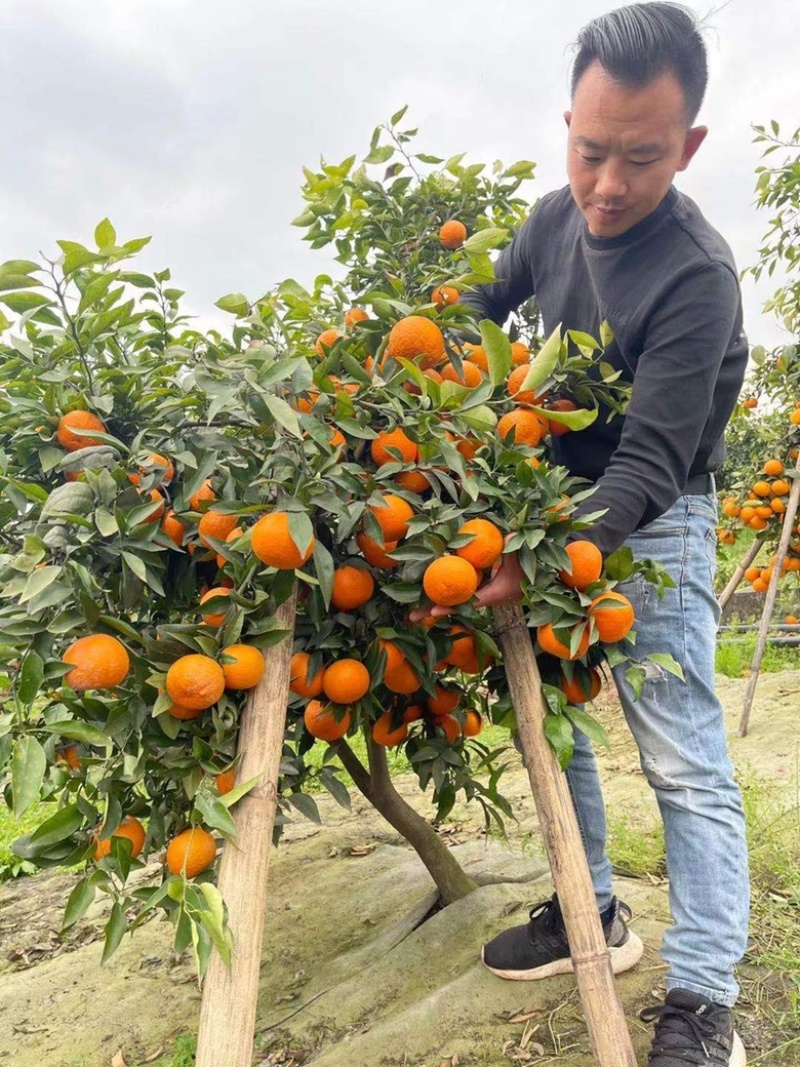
left=564, top=110, right=572, bottom=129
left=677, top=125, right=708, bottom=172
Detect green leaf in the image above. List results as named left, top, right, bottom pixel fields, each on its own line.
left=94, top=218, right=117, bottom=249
left=95, top=507, right=119, bottom=536
left=567, top=330, right=600, bottom=352
left=625, top=664, right=647, bottom=699
left=102, top=902, right=128, bottom=964
left=564, top=707, right=610, bottom=749
left=20, top=565, right=61, bottom=604
left=0, top=273, right=39, bottom=293
left=264, top=394, right=302, bottom=438
left=197, top=882, right=232, bottom=965
left=542, top=712, right=574, bottom=770
left=530, top=403, right=597, bottom=431
left=63, top=872, right=103, bottom=930
left=502, top=160, right=537, bottom=179
left=458, top=404, right=497, bottom=432
left=313, top=540, right=334, bottom=609
left=121, top=550, right=148, bottom=583
left=215, top=292, right=249, bottom=316
left=29, top=804, right=84, bottom=850
left=603, top=547, right=635, bottom=583
left=0, top=291, right=53, bottom=313
left=194, top=792, right=237, bottom=837
left=599, top=320, right=614, bottom=348
left=11, top=736, right=47, bottom=816
left=1, top=259, right=41, bottom=274
left=43, top=721, right=110, bottom=746
left=520, top=325, right=563, bottom=394
left=463, top=227, right=508, bottom=254
left=286, top=791, right=321, bottom=824
left=390, top=104, right=409, bottom=126
left=480, top=320, right=512, bottom=386
left=647, top=653, right=685, bottom=682
left=364, top=145, right=394, bottom=165
left=18, top=650, right=45, bottom=706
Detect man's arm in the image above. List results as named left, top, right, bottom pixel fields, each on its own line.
left=573, top=261, right=746, bottom=556
left=461, top=210, right=538, bottom=325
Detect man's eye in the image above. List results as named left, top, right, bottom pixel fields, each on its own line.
left=632, top=159, right=659, bottom=167
left=579, top=154, right=603, bottom=164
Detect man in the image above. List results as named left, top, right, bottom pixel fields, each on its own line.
left=465, top=4, right=750, bottom=1066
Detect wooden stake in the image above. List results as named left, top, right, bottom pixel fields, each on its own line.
left=739, top=459, right=800, bottom=736
left=493, top=602, right=637, bottom=1067
left=717, top=537, right=764, bottom=612
left=195, top=590, right=297, bottom=1067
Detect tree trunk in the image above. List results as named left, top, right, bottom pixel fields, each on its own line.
left=717, top=536, right=764, bottom=612
left=335, top=736, right=478, bottom=904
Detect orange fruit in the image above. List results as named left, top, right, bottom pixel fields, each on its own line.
left=165, top=702, right=204, bottom=721
left=507, top=364, right=540, bottom=406
left=379, top=639, right=406, bottom=674
left=215, top=769, right=236, bottom=795
left=216, top=526, right=244, bottom=568
left=559, top=668, right=602, bottom=705
left=749, top=516, right=769, bottom=531
left=289, top=651, right=325, bottom=698
left=294, top=387, right=320, bottom=413
left=372, top=713, right=408, bottom=747
left=94, top=815, right=146, bottom=861
left=165, top=826, right=217, bottom=878
left=128, top=452, right=174, bottom=487
left=436, top=715, right=461, bottom=742
left=588, top=591, right=635, bottom=643
left=323, top=659, right=370, bottom=704
left=141, top=488, right=166, bottom=524
left=431, top=285, right=459, bottom=310
left=368, top=493, right=414, bottom=542
left=198, top=509, right=239, bottom=548
left=423, top=555, right=479, bottom=606
left=790, top=410, right=800, bottom=425
left=304, top=700, right=351, bottom=741
left=455, top=518, right=504, bottom=569
left=189, top=480, right=216, bottom=511
left=760, top=567, right=773, bottom=583
left=763, top=459, right=784, bottom=477
left=161, top=509, right=187, bottom=548
left=56, top=410, right=107, bottom=452
left=444, top=627, right=478, bottom=670
left=559, top=540, right=603, bottom=591
left=166, top=655, right=226, bottom=710
left=63, top=634, right=130, bottom=691
left=200, top=586, right=232, bottom=626
left=395, top=470, right=431, bottom=494
left=722, top=502, right=740, bottom=517
left=498, top=408, right=545, bottom=448
left=751, top=578, right=768, bottom=593
left=752, top=481, right=772, bottom=498
left=315, top=328, right=343, bottom=356
left=441, top=361, right=484, bottom=388
left=744, top=566, right=761, bottom=583
left=331, top=565, right=375, bottom=611
left=739, top=506, right=756, bottom=524
left=462, top=710, right=483, bottom=737
left=344, top=307, right=368, bottom=328
left=384, top=661, right=421, bottom=695
left=756, top=505, right=773, bottom=519
left=445, top=431, right=479, bottom=461
left=771, top=479, right=790, bottom=497
left=548, top=398, right=578, bottom=436
left=785, top=615, right=799, bottom=625
left=404, top=704, right=424, bottom=724
left=464, top=344, right=489, bottom=371
left=772, top=498, right=786, bottom=514
left=427, top=685, right=461, bottom=717
left=743, top=397, right=758, bottom=409
left=356, top=531, right=399, bottom=568
left=386, top=316, right=445, bottom=369
left=510, top=341, right=530, bottom=366
left=55, top=744, right=81, bottom=771
left=251, top=511, right=316, bottom=569
left=537, top=623, right=591, bottom=661
left=221, top=644, right=265, bottom=690
left=371, top=428, right=418, bottom=466
left=439, top=219, right=467, bottom=249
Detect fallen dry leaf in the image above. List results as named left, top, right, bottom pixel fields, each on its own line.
left=111, top=1052, right=128, bottom=1067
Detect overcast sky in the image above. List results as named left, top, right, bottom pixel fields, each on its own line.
left=2, top=0, right=797, bottom=351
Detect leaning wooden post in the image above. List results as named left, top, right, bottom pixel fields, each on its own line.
left=717, top=536, right=764, bottom=612
left=494, top=602, right=637, bottom=1067
left=195, top=589, right=297, bottom=1067
left=739, top=458, right=800, bottom=736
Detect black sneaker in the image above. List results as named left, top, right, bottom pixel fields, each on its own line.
left=640, top=989, right=746, bottom=1066
left=481, top=893, right=643, bottom=981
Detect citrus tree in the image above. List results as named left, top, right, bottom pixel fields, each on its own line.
left=0, top=112, right=677, bottom=972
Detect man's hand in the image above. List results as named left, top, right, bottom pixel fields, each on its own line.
left=409, top=550, right=524, bottom=621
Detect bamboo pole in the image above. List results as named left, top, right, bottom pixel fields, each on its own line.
left=739, top=459, right=800, bottom=736
left=717, top=536, right=764, bottom=612
left=195, top=590, right=297, bottom=1067
left=493, top=602, right=636, bottom=1067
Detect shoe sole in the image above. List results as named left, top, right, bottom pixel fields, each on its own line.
left=730, top=1031, right=746, bottom=1066
left=481, top=930, right=644, bottom=981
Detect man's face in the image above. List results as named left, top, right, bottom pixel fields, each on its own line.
left=565, top=61, right=707, bottom=238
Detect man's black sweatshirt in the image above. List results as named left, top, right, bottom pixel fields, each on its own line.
left=464, top=184, right=749, bottom=556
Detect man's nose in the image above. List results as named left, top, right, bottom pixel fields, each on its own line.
left=594, top=162, right=627, bottom=202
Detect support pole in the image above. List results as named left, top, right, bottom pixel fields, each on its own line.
left=195, top=590, right=297, bottom=1067
left=493, top=602, right=637, bottom=1067
left=739, top=459, right=800, bottom=736
left=717, top=537, right=764, bottom=612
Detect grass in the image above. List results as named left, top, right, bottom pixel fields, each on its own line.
left=0, top=799, right=52, bottom=881
left=716, top=629, right=799, bottom=678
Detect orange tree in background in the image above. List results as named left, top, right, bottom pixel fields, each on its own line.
left=0, top=112, right=678, bottom=971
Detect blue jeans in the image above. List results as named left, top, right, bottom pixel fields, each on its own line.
left=565, top=493, right=750, bottom=1007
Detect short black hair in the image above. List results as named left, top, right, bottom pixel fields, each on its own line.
left=571, top=3, right=708, bottom=125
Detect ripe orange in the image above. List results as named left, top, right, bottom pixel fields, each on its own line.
left=771, top=479, right=790, bottom=497
left=221, top=644, right=265, bottom=690
left=329, top=427, right=347, bottom=450
left=216, top=769, right=236, bottom=795
left=198, top=509, right=239, bottom=548
left=751, top=578, right=768, bottom=593
left=436, top=715, right=461, bottom=742
left=444, top=431, right=479, bottom=461
left=462, top=710, right=483, bottom=737
left=368, top=493, right=414, bottom=542
left=129, top=452, right=174, bottom=487
left=744, top=566, right=762, bottom=582
left=548, top=398, right=578, bottom=436
left=785, top=615, right=799, bottom=625
left=439, top=219, right=467, bottom=249
left=772, top=498, right=786, bottom=515
left=739, top=506, right=756, bottom=524
left=441, top=361, right=484, bottom=388
left=756, top=505, right=773, bottom=519
left=166, top=702, right=204, bottom=720
left=216, top=526, right=244, bottom=568
left=304, top=700, right=351, bottom=741
left=289, top=651, right=325, bottom=698
left=749, top=516, right=769, bottom=531
left=464, top=344, right=488, bottom=371
left=371, top=427, right=418, bottom=466
left=507, top=364, right=540, bottom=406
left=331, top=565, right=375, bottom=611
left=510, top=341, right=530, bottom=366
left=790, top=410, right=800, bottom=425
left=141, top=488, right=166, bottom=524
left=161, top=509, right=186, bottom=548
left=395, top=470, right=431, bottom=494
left=56, top=744, right=81, bottom=771
left=559, top=540, right=603, bottom=591
left=588, top=591, right=635, bottom=643
left=559, top=668, right=602, bottom=705
left=537, top=623, right=591, bottom=661
left=498, top=408, right=546, bottom=448
left=251, top=511, right=316, bottom=569
left=165, top=826, right=217, bottom=878
left=323, top=659, right=370, bottom=704
left=315, top=328, right=343, bottom=355
left=344, top=307, right=368, bottom=328
left=94, top=815, right=146, bottom=861
left=166, top=655, right=226, bottom=710
left=386, top=316, right=445, bottom=369
left=372, top=713, right=408, bottom=747
left=403, top=704, right=424, bottom=724
left=356, top=531, right=399, bottom=568
left=722, top=501, right=740, bottom=517
left=431, top=285, right=459, bottom=310
left=763, top=459, right=784, bottom=477
left=200, top=587, right=232, bottom=626
left=444, top=626, right=477, bottom=670
left=378, top=639, right=406, bottom=674
left=752, top=481, right=772, bottom=498
left=455, top=518, right=504, bottom=569
left=743, top=397, right=758, bottom=409
left=56, top=410, right=107, bottom=452
left=427, top=685, right=461, bottom=716
left=63, top=634, right=130, bottom=691
left=384, top=662, right=421, bottom=695
left=423, top=555, right=479, bottom=606
left=189, top=480, right=216, bottom=510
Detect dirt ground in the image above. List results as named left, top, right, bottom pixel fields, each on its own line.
left=1, top=670, right=798, bottom=1067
